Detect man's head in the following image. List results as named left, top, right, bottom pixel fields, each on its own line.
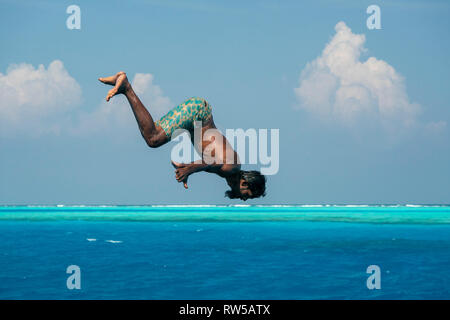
left=225, top=170, right=266, bottom=201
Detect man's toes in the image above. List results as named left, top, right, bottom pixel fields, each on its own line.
left=106, top=88, right=117, bottom=101
left=98, top=75, right=118, bottom=85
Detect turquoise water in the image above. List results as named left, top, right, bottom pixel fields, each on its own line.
left=1, top=205, right=449, bottom=223
left=0, top=205, right=449, bottom=299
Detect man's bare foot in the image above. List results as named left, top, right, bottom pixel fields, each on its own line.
left=98, top=71, right=131, bottom=101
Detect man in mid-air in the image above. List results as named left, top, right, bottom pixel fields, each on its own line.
left=99, top=72, right=266, bottom=200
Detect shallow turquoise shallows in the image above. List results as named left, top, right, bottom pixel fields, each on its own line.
left=1, top=205, right=449, bottom=299
left=1, top=205, right=449, bottom=224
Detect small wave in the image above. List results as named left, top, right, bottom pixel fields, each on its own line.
left=86, top=238, right=97, bottom=242
left=105, top=240, right=122, bottom=244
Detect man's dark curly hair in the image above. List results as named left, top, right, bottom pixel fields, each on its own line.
left=225, top=170, right=266, bottom=200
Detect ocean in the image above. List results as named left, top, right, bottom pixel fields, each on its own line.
left=0, top=205, right=449, bottom=299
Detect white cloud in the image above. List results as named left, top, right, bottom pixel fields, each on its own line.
left=0, top=61, right=172, bottom=137
left=294, top=22, right=421, bottom=129
left=0, top=60, right=82, bottom=134
left=71, top=73, right=172, bottom=136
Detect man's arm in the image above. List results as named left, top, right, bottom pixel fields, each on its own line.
left=171, top=161, right=239, bottom=188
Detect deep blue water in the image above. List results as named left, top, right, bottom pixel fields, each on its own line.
left=0, top=206, right=449, bottom=299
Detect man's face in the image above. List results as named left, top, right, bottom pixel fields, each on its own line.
left=239, top=179, right=253, bottom=201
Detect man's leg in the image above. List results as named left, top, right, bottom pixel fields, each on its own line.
left=99, top=72, right=169, bottom=148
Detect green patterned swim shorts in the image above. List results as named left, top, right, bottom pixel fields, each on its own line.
left=155, top=97, right=212, bottom=139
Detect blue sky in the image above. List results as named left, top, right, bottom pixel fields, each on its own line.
left=1, top=0, right=449, bottom=205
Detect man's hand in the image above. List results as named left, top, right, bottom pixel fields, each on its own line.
left=171, top=161, right=193, bottom=189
